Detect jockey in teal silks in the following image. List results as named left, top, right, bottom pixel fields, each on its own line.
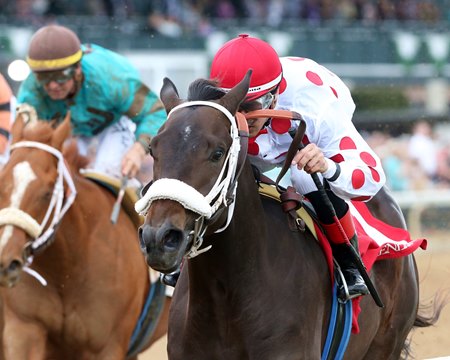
left=17, top=25, right=165, bottom=183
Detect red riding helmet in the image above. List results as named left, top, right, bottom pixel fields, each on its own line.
left=210, top=34, right=287, bottom=101
left=27, top=25, right=82, bottom=72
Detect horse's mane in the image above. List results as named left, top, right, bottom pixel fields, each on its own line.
left=187, top=78, right=226, bottom=101
left=62, top=140, right=90, bottom=172
left=187, top=78, right=256, bottom=112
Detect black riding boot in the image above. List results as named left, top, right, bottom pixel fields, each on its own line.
left=331, top=236, right=369, bottom=298
left=320, top=208, right=369, bottom=298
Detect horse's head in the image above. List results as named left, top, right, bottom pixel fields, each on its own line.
left=0, top=110, right=73, bottom=287
left=136, top=71, right=251, bottom=273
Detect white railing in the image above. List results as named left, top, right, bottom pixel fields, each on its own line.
left=265, top=168, right=450, bottom=235
left=392, top=189, right=450, bottom=235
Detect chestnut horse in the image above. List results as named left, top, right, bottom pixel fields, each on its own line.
left=0, top=111, right=169, bottom=359
left=137, top=71, right=442, bottom=359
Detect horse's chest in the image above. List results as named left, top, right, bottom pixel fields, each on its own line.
left=16, top=286, right=105, bottom=349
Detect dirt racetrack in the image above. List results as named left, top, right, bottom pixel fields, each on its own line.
left=139, top=229, right=450, bottom=360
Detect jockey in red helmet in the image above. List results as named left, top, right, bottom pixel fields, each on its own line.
left=210, top=34, right=390, bottom=298
left=210, top=34, right=287, bottom=103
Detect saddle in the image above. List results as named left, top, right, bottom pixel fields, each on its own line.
left=258, top=183, right=315, bottom=233
left=81, top=170, right=143, bottom=228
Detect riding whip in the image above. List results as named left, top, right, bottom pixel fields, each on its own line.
left=295, top=138, right=384, bottom=308
left=110, top=176, right=128, bottom=224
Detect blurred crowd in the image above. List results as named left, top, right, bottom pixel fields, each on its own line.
left=0, top=0, right=445, bottom=37
left=365, top=120, right=450, bottom=192
left=3, top=59, right=448, bottom=191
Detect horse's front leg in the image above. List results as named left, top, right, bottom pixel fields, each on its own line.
left=3, top=315, right=47, bottom=360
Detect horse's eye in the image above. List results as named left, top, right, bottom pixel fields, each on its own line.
left=210, top=148, right=225, bottom=162
left=42, top=190, right=52, bottom=202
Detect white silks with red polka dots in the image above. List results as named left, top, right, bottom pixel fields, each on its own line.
left=249, top=56, right=386, bottom=201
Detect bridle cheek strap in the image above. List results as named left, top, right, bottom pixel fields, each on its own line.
left=212, top=111, right=248, bottom=234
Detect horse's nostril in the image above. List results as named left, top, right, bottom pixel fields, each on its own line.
left=163, top=229, right=183, bottom=250
left=139, top=224, right=184, bottom=253
left=8, top=260, right=22, bottom=273
left=138, top=226, right=147, bottom=252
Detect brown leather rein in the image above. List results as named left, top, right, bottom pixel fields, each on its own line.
left=243, top=109, right=306, bottom=192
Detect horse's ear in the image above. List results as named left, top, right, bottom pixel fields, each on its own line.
left=160, top=77, right=182, bottom=114
left=11, top=112, right=27, bottom=144
left=220, top=69, right=252, bottom=115
left=11, top=103, right=40, bottom=144
left=51, top=111, right=71, bottom=149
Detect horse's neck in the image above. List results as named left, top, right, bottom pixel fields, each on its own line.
left=225, top=164, right=267, bottom=240
left=63, top=175, right=92, bottom=230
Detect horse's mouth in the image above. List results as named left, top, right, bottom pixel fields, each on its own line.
left=153, top=235, right=193, bottom=274
left=145, top=256, right=180, bottom=274
left=139, top=223, right=191, bottom=272
left=0, top=259, right=24, bottom=288
left=144, top=235, right=190, bottom=273
left=0, top=270, right=22, bottom=288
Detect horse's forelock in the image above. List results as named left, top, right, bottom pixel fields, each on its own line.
left=187, top=79, right=226, bottom=102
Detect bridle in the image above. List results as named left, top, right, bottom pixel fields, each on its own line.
left=0, top=141, right=77, bottom=264
left=135, top=101, right=249, bottom=258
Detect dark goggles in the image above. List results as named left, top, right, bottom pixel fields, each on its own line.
left=35, top=66, right=76, bottom=85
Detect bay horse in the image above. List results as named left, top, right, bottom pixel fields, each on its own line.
left=137, top=71, right=442, bottom=359
left=0, top=110, right=169, bottom=359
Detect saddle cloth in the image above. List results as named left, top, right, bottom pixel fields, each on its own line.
left=81, top=170, right=143, bottom=227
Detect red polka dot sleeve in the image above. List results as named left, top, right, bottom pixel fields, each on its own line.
left=279, top=57, right=386, bottom=201
left=318, top=107, right=386, bottom=201
left=245, top=57, right=387, bottom=201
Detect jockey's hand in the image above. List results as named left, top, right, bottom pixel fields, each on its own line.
left=292, top=143, right=328, bottom=174
left=121, top=142, right=146, bottom=178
